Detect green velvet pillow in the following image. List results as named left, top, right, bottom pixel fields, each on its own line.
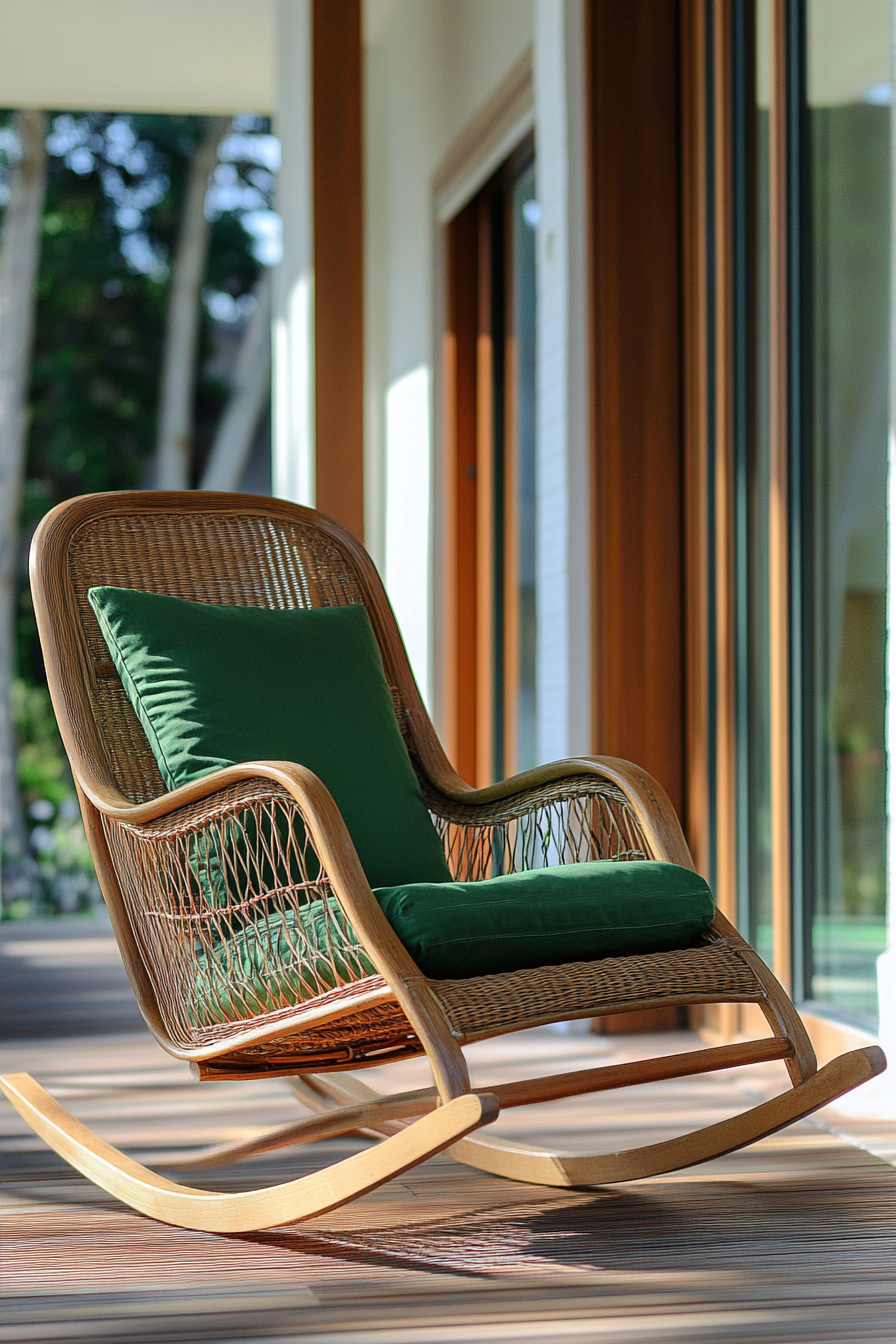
left=88, top=588, right=452, bottom=890
left=374, top=860, right=715, bottom=979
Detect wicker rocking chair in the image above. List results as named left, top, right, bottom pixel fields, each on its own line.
left=1, top=490, right=884, bottom=1234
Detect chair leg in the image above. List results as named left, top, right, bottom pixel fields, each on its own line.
left=0, top=1072, right=497, bottom=1233
left=290, top=1046, right=885, bottom=1188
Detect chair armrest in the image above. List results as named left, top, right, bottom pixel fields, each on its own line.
left=423, top=755, right=694, bottom=879
left=89, top=763, right=427, bottom=1052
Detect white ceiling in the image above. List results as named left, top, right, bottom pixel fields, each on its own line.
left=0, top=0, right=276, bottom=115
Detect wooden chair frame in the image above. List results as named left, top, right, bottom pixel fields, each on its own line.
left=1, top=491, right=884, bottom=1233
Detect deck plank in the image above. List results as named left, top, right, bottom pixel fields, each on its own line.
left=1, top=920, right=895, bottom=1343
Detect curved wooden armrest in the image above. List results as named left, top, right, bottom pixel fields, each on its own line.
left=88, top=760, right=425, bottom=987
left=82, top=761, right=471, bottom=1097
left=427, top=755, right=695, bottom=871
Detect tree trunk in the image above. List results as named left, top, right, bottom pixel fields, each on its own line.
left=153, top=116, right=229, bottom=490
left=0, top=110, right=48, bottom=904
left=200, top=272, right=272, bottom=492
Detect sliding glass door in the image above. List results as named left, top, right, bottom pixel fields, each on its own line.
left=806, top=0, right=890, bottom=1024
left=735, top=0, right=891, bottom=1030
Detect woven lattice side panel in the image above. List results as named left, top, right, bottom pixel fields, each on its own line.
left=101, top=780, right=388, bottom=1051
left=425, top=777, right=650, bottom=882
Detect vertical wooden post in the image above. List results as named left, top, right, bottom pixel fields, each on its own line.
left=681, top=0, right=712, bottom=884
left=711, top=0, right=738, bottom=933
left=680, top=0, right=742, bottom=1041
left=589, top=0, right=685, bottom=819
left=312, top=0, right=364, bottom=539
left=443, top=207, right=480, bottom=784
left=768, top=0, right=792, bottom=992
left=474, top=201, right=496, bottom=787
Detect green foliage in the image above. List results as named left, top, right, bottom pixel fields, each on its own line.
left=22, top=114, right=265, bottom=533
left=26, top=799, right=101, bottom=919
left=5, top=680, right=100, bottom=918
left=1, top=109, right=276, bottom=914
left=13, top=679, right=69, bottom=807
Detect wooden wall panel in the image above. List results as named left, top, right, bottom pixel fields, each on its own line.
left=312, top=0, right=364, bottom=539
left=443, top=207, right=480, bottom=783
left=711, top=0, right=738, bottom=923
left=474, top=202, right=497, bottom=786
left=680, top=0, right=712, bottom=882
left=768, top=0, right=793, bottom=991
left=589, top=0, right=685, bottom=819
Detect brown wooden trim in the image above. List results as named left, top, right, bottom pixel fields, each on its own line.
left=768, top=0, right=792, bottom=992
left=584, top=0, right=600, bottom=766
left=312, top=0, right=364, bottom=540
left=680, top=0, right=712, bottom=884
left=680, top=0, right=743, bottom=1041
left=503, top=320, right=520, bottom=777
left=443, top=207, right=479, bottom=783
left=589, top=0, right=685, bottom=820
left=441, top=276, right=459, bottom=766
left=711, top=0, right=738, bottom=928
left=475, top=199, right=496, bottom=786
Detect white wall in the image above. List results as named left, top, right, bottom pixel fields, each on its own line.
left=534, top=0, right=590, bottom=764
left=364, top=0, right=534, bottom=706
left=272, top=0, right=314, bottom=507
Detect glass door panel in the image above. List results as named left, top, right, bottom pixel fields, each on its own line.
left=507, top=159, right=538, bottom=774
left=742, top=0, right=775, bottom=969
left=807, top=0, right=890, bottom=1026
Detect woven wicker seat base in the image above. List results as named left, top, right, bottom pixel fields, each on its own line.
left=430, top=938, right=761, bottom=1043
left=192, top=939, right=761, bottom=1079
left=2, top=490, right=883, bottom=1234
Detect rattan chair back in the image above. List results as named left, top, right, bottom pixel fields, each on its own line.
left=33, top=492, right=446, bottom=808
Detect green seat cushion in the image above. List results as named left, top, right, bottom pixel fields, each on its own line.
left=192, top=861, right=713, bottom=1023
left=374, top=861, right=715, bottom=979
left=88, top=588, right=452, bottom=890
left=190, top=901, right=377, bottom=1026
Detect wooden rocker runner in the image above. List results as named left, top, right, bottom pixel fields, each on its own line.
left=2, top=491, right=885, bottom=1234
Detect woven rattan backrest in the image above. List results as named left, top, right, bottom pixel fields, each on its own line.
left=37, top=494, right=421, bottom=804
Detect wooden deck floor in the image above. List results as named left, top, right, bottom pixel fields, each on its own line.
left=1, top=919, right=895, bottom=1344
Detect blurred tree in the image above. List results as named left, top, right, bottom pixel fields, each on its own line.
left=201, top=270, right=272, bottom=491
left=154, top=115, right=230, bottom=489
left=16, top=112, right=272, bottom=685
left=0, top=111, right=48, bottom=904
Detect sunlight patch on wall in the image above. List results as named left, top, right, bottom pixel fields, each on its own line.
left=273, top=272, right=314, bottom=505
left=385, top=365, right=431, bottom=705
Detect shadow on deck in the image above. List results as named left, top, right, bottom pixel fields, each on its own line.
left=1, top=918, right=895, bottom=1344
